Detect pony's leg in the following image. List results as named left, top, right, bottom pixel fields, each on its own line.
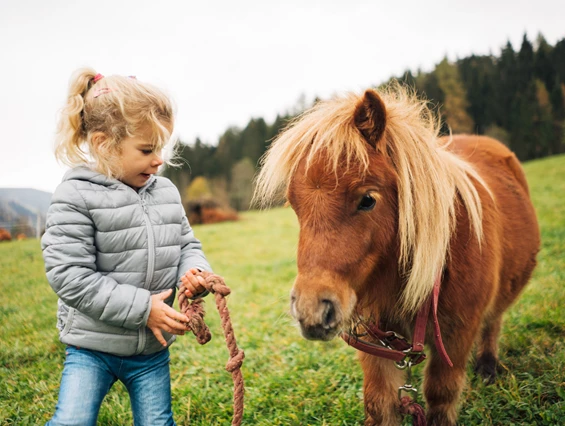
left=474, top=314, right=503, bottom=383
left=423, top=336, right=475, bottom=426
left=475, top=261, right=537, bottom=384
left=359, top=352, right=404, bottom=426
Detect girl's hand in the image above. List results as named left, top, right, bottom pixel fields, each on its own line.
left=181, top=268, right=207, bottom=298
left=147, top=289, right=190, bottom=346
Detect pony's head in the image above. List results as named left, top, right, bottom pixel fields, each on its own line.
left=254, top=83, right=486, bottom=341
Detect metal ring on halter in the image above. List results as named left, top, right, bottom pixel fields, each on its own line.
left=395, top=350, right=417, bottom=369
left=395, top=359, right=409, bottom=370
left=398, top=383, right=418, bottom=400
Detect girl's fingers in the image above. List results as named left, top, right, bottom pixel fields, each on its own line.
left=181, top=269, right=207, bottom=298
left=166, top=306, right=189, bottom=323
left=184, top=287, right=205, bottom=298
left=150, top=327, right=167, bottom=346
left=163, top=316, right=188, bottom=332
left=184, top=281, right=205, bottom=296
left=185, top=274, right=200, bottom=285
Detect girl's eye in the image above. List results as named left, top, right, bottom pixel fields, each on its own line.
left=358, top=194, right=376, bottom=211
left=141, top=149, right=153, bottom=155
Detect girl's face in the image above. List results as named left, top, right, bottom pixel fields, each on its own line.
left=116, top=128, right=164, bottom=190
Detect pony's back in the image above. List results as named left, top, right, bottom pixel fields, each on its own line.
left=447, top=135, right=531, bottom=195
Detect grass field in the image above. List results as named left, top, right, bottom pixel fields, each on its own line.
left=1, top=154, right=564, bottom=425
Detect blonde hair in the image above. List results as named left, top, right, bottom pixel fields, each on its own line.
left=55, top=67, right=175, bottom=178
left=254, top=83, right=491, bottom=313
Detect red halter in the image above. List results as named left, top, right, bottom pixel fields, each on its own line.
left=341, top=273, right=453, bottom=367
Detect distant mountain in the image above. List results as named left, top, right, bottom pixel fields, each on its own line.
left=0, top=188, right=52, bottom=213
left=0, top=188, right=53, bottom=233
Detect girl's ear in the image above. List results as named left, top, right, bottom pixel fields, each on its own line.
left=90, top=132, right=108, bottom=149
left=91, top=132, right=116, bottom=157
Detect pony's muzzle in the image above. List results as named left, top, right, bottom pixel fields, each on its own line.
left=290, top=289, right=343, bottom=341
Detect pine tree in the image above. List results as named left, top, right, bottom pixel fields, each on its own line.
left=458, top=55, right=496, bottom=134
left=533, top=79, right=554, bottom=157
left=517, top=34, right=535, bottom=84
left=534, top=34, right=556, bottom=92
left=434, top=58, right=475, bottom=134
left=495, top=41, right=518, bottom=130
left=241, top=118, right=268, bottom=167
left=230, top=158, right=255, bottom=211
left=551, top=39, right=565, bottom=82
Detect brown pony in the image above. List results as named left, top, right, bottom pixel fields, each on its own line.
left=253, top=84, right=540, bottom=425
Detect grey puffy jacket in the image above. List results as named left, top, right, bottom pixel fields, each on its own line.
left=41, top=166, right=211, bottom=356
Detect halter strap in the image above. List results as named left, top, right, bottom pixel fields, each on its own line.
left=341, top=273, right=453, bottom=367
left=430, top=274, right=452, bottom=366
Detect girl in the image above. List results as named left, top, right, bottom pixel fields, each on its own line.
left=42, top=68, right=209, bottom=426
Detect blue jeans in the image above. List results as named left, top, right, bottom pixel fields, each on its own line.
left=46, top=346, right=176, bottom=426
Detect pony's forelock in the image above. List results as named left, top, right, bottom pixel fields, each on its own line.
left=253, top=83, right=489, bottom=313
left=253, top=93, right=371, bottom=207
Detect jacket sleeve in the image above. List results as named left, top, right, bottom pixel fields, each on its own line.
left=41, top=182, right=151, bottom=330
left=177, top=214, right=212, bottom=288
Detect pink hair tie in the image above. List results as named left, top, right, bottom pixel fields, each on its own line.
left=93, top=73, right=104, bottom=83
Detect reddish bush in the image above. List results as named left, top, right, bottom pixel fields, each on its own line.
left=199, top=207, right=239, bottom=224
left=16, top=233, right=27, bottom=241
left=0, top=228, right=12, bottom=242
left=186, top=199, right=239, bottom=225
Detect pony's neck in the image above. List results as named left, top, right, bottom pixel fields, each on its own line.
left=359, top=249, right=405, bottom=322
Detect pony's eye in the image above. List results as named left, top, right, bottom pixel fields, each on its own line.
left=358, top=195, right=376, bottom=211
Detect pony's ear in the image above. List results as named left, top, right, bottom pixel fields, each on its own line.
left=353, top=89, right=387, bottom=147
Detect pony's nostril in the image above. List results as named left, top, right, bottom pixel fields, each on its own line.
left=321, top=299, right=336, bottom=329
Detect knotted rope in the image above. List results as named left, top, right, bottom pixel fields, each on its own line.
left=399, top=396, right=427, bottom=426
left=178, top=272, right=245, bottom=426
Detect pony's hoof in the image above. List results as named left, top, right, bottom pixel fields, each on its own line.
left=474, top=353, right=498, bottom=384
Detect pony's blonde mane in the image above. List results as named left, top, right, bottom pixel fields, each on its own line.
left=254, top=83, right=490, bottom=313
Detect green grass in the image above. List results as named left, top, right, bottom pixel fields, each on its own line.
left=1, top=154, right=564, bottom=425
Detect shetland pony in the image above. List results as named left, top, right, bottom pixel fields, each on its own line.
left=253, top=84, right=540, bottom=425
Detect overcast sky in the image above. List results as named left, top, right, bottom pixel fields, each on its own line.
left=1, top=0, right=564, bottom=194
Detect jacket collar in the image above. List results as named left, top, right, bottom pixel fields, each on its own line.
left=64, top=166, right=158, bottom=193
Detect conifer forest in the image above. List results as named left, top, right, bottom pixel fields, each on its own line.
left=165, top=33, right=565, bottom=211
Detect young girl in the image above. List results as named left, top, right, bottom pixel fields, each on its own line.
left=42, top=68, right=209, bottom=426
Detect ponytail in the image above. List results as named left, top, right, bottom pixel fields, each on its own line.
left=54, top=67, right=98, bottom=167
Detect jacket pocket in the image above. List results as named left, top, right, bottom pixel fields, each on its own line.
left=60, top=307, right=75, bottom=338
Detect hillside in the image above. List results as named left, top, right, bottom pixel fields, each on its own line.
left=0, top=188, right=52, bottom=215
left=0, top=188, right=52, bottom=235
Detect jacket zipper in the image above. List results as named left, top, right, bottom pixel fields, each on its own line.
left=140, top=198, right=156, bottom=290
left=137, top=193, right=156, bottom=354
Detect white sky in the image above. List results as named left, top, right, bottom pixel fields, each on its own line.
left=1, top=0, right=564, bottom=193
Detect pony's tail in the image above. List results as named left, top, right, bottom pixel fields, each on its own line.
left=54, top=67, right=98, bottom=167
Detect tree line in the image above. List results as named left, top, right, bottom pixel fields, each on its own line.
left=164, top=32, right=565, bottom=211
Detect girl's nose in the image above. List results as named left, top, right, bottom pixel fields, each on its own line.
left=152, top=153, right=164, bottom=167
